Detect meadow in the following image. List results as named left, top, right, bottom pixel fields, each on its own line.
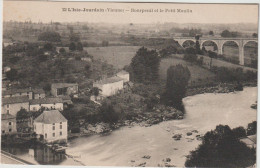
left=85, top=46, right=141, bottom=69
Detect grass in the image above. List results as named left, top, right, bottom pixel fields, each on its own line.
left=159, top=57, right=216, bottom=86
left=85, top=46, right=141, bottom=69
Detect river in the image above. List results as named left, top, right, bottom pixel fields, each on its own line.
left=2, top=87, right=257, bottom=166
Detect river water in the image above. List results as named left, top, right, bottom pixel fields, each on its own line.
left=2, top=87, right=257, bottom=166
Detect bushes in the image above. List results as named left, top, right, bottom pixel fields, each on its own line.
left=185, top=125, right=256, bottom=167
left=210, top=66, right=257, bottom=82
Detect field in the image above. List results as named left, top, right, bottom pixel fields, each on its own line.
left=159, top=58, right=216, bottom=86
left=85, top=46, right=141, bottom=69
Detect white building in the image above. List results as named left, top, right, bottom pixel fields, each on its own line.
left=93, top=76, right=124, bottom=97
left=34, top=110, right=68, bottom=143
left=29, top=98, right=63, bottom=111
left=116, top=70, right=130, bottom=83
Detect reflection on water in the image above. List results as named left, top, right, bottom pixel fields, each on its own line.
left=2, top=144, right=66, bottom=165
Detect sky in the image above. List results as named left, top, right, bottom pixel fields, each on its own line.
left=3, top=1, right=259, bottom=24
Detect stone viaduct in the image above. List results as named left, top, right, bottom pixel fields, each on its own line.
left=174, top=37, right=258, bottom=65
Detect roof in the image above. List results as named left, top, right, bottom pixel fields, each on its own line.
left=58, top=95, right=71, bottom=101
left=1, top=114, right=16, bottom=120
left=240, top=134, right=257, bottom=145
left=33, top=88, right=45, bottom=94
left=2, top=96, right=29, bottom=105
left=117, top=70, right=129, bottom=75
left=3, top=88, right=33, bottom=95
left=94, top=76, right=123, bottom=85
left=29, top=97, right=63, bottom=105
left=51, top=83, right=78, bottom=89
left=3, top=39, right=13, bottom=43
left=34, top=110, right=67, bottom=124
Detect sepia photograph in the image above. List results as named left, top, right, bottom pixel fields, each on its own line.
left=0, top=1, right=259, bottom=167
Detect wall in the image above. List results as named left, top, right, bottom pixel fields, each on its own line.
left=117, top=74, right=129, bottom=83
left=3, top=92, right=33, bottom=99
left=2, top=102, right=30, bottom=116
left=30, top=103, right=63, bottom=111
left=97, top=80, right=124, bottom=97
left=34, top=93, right=46, bottom=99
left=1, top=118, right=17, bottom=134
left=34, top=121, right=68, bottom=143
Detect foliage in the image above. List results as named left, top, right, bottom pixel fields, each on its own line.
left=69, top=33, right=80, bottom=42
left=6, top=68, right=18, bottom=81
left=99, top=102, right=120, bottom=123
left=69, top=42, right=76, bottom=51
left=185, top=125, right=256, bottom=167
left=209, top=30, right=214, bottom=36
left=44, top=43, right=55, bottom=51
left=210, top=66, right=257, bottom=82
left=90, top=87, right=101, bottom=96
left=130, top=47, right=160, bottom=83
left=252, top=33, right=257, bottom=38
left=162, top=64, right=191, bottom=110
left=232, top=126, right=247, bottom=138
left=77, top=42, right=83, bottom=51
left=196, top=56, right=204, bottom=66
left=247, top=121, right=257, bottom=136
left=59, top=47, right=66, bottom=54
left=38, top=31, right=61, bottom=42
left=183, top=47, right=198, bottom=63
left=221, top=30, right=239, bottom=38
left=16, top=108, right=29, bottom=120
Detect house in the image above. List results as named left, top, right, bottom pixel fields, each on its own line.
left=1, top=114, right=17, bottom=135
left=3, top=88, right=34, bottom=99
left=3, top=38, right=14, bottom=47
left=116, top=70, right=130, bottom=83
left=34, top=110, right=68, bottom=143
left=33, top=89, right=46, bottom=99
left=2, top=88, right=46, bottom=100
left=2, top=96, right=30, bottom=116
left=3, top=66, right=11, bottom=73
left=240, top=135, right=257, bottom=148
left=93, top=76, right=124, bottom=97
left=29, top=98, right=63, bottom=111
left=51, top=83, right=78, bottom=97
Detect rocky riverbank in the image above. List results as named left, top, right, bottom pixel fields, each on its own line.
left=68, top=105, right=184, bottom=138
left=186, top=82, right=257, bottom=97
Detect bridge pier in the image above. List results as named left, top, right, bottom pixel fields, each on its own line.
left=174, top=37, right=258, bottom=66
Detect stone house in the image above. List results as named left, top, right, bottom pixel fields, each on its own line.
left=51, top=83, right=78, bottom=97
left=34, top=110, right=68, bottom=143
left=2, top=96, right=30, bottom=116
left=93, top=76, right=124, bottom=97
left=116, top=70, right=130, bottom=83
left=29, top=97, right=63, bottom=111
left=1, top=114, right=17, bottom=135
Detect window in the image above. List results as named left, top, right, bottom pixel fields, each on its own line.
left=7, top=104, right=9, bottom=108
left=7, top=110, right=9, bottom=114
left=53, top=125, right=55, bottom=130
left=10, top=94, right=12, bottom=97
left=45, top=133, right=47, bottom=138
left=53, top=133, right=55, bottom=137
left=60, top=124, right=62, bottom=129
left=20, top=93, right=22, bottom=95
left=60, top=132, right=62, bottom=136
left=9, top=122, right=12, bottom=126
left=2, top=130, right=5, bottom=134
left=9, top=129, right=12, bottom=132
left=33, top=107, right=36, bottom=111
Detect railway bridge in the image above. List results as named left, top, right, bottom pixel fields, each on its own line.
left=174, top=37, right=258, bottom=65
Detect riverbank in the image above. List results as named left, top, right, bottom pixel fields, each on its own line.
left=66, top=87, right=257, bottom=167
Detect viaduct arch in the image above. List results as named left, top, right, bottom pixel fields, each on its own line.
left=174, top=37, right=258, bottom=66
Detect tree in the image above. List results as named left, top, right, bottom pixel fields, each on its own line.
left=69, top=33, right=80, bottom=42
left=232, top=126, right=247, bottom=138
left=38, top=31, right=61, bottom=42
left=252, top=33, right=258, bottom=38
left=99, top=102, right=120, bottom=123
left=16, top=108, right=29, bottom=120
left=208, top=51, right=217, bottom=68
left=69, top=42, right=76, bottom=51
left=77, top=42, right=83, bottom=51
left=6, top=68, right=18, bottom=81
left=162, top=64, right=190, bottom=110
left=130, top=47, right=160, bottom=83
left=184, top=47, right=198, bottom=63
left=247, top=121, right=257, bottom=136
left=221, top=30, right=239, bottom=38
left=91, top=87, right=101, bottom=97
left=185, top=125, right=256, bottom=167
left=44, top=42, right=54, bottom=51
left=59, top=47, right=66, bottom=54
left=209, top=30, right=214, bottom=36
